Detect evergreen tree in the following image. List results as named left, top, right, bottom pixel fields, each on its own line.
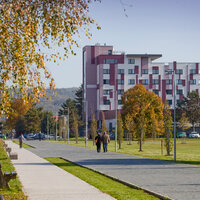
left=24, top=106, right=42, bottom=133
left=75, top=84, right=83, bottom=117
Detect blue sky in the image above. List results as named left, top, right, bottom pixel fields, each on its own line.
left=47, top=0, right=200, bottom=88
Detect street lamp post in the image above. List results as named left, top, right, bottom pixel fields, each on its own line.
left=166, top=69, right=176, bottom=161
left=115, top=90, right=117, bottom=152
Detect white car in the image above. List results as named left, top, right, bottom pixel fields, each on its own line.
left=189, top=132, right=200, bottom=138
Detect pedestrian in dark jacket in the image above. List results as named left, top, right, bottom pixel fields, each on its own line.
left=19, top=133, right=24, bottom=148
left=95, top=133, right=101, bottom=153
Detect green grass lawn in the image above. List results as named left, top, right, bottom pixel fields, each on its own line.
left=46, top=157, right=161, bottom=200
left=0, top=140, right=27, bottom=200
left=12, top=140, right=33, bottom=148
left=50, top=138, right=200, bottom=166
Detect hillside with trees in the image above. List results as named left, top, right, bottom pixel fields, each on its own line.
left=36, top=88, right=78, bottom=114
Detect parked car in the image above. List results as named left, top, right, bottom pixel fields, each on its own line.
left=26, top=134, right=35, bottom=140
left=177, top=132, right=187, bottom=138
left=33, top=133, right=45, bottom=140
left=109, top=133, right=115, bottom=140
left=188, top=132, right=200, bottom=138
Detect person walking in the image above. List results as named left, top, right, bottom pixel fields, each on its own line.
left=19, top=133, right=24, bottom=148
left=102, top=131, right=110, bottom=152
left=95, top=133, right=101, bottom=153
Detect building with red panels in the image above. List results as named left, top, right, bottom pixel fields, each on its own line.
left=83, top=44, right=200, bottom=130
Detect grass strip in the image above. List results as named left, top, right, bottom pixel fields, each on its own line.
left=12, top=140, right=33, bottom=148
left=46, top=157, right=161, bottom=200
left=0, top=140, right=27, bottom=200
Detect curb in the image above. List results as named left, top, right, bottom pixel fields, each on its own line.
left=60, top=157, right=173, bottom=200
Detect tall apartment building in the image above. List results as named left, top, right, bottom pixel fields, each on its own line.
left=83, top=44, right=200, bottom=130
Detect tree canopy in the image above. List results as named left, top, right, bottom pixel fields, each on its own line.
left=122, top=84, right=164, bottom=151
left=0, top=0, right=99, bottom=116
left=177, top=91, right=200, bottom=131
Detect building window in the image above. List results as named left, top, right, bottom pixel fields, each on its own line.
left=168, top=100, right=172, bottom=105
left=142, top=79, right=149, bottom=85
left=128, top=79, right=135, bottom=85
left=103, top=79, right=110, bottom=84
left=176, top=69, right=183, bottom=74
left=118, top=69, right=124, bottom=74
left=103, top=69, right=110, bottom=74
left=177, top=89, right=183, bottom=95
left=103, top=90, right=110, bottom=95
left=118, top=79, right=124, bottom=85
left=118, top=100, right=122, bottom=105
left=152, top=69, right=159, bottom=74
left=177, top=100, right=181, bottom=105
left=103, top=100, right=110, bottom=105
left=128, top=69, right=134, bottom=74
left=103, top=59, right=118, bottom=64
left=118, top=89, right=124, bottom=95
left=177, top=79, right=183, bottom=85
left=166, top=90, right=172, bottom=95
left=165, top=70, right=173, bottom=75
left=190, top=69, right=196, bottom=74
left=166, top=79, right=172, bottom=85
left=142, top=69, right=148, bottom=74
left=108, top=50, right=112, bottom=55
left=152, top=79, right=159, bottom=85
left=153, top=90, right=159, bottom=95
left=128, top=59, right=135, bottom=64
left=190, top=79, right=196, bottom=85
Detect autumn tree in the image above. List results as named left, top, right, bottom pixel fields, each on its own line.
left=6, top=98, right=32, bottom=135
left=122, top=84, right=164, bottom=151
left=91, top=111, right=97, bottom=145
left=0, top=1, right=99, bottom=116
left=163, top=101, right=173, bottom=156
left=72, top=111, right=79, bottom=144
left=101, top=111, right=108, bottom=134
left=117, top=112, right=124, bottom=149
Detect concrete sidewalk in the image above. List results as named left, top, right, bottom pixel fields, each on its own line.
left=5, top=140, right=115, bottom=200
left=24, top=140, right=200, bottom=200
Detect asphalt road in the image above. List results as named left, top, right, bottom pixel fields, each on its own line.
left=24, top=140, right=200, bottom=200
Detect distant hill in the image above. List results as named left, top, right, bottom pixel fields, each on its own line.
left=36, top=88, right=78, bottom=114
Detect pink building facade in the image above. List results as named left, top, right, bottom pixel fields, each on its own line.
left=83, top=44, right=200, bottom=130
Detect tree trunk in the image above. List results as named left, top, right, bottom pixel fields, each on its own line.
left=139, top=129, right=143, bottom=151
left=167, top=130, right=170, bottom=156
left=119, top=139, right=121, bottom=149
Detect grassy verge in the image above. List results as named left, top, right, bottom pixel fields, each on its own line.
left=12, top=140, right=33, bottom=149
left=46, top=157, right=161, bottom=200
left=50, top=138, right=200, bottom=166
left=0, top=140, right=27, bottom=200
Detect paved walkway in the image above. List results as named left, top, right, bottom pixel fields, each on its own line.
left=24, top=140, right=200, bottom=200
left=5, top=141, right=115, bottom=200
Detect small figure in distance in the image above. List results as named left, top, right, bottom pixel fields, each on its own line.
left=38, top=132, right=42, bottom=141
left=19, top=133, right=24, bottom=148
left=95, top=132, right=102, bottom=153
left=102, top=131, right=110, bottom=153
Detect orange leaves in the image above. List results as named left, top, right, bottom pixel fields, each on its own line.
left=122, top=84, right=164, bottom=138
left=0, top=0, right=96, bottom=116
